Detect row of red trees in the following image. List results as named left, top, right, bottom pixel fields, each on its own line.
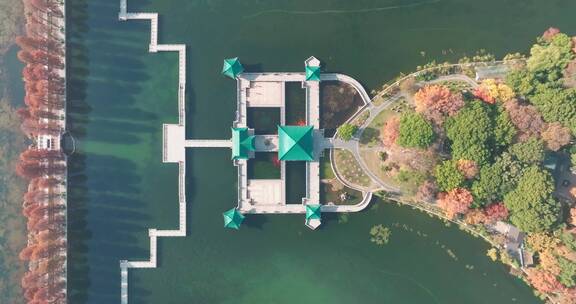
left=15, top=0, right=67, bottom=303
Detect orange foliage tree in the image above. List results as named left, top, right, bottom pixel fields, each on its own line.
left=457, top=159, right=478, bottom=179
left=526, top=268, right=564, bottom=294
left=381, top=116, right=400, bottom=146
left=437, top=188, right=473, bottom=219
left=414, top=84, right=464, bottom=124
left=541, top=122, right=572, bottom=151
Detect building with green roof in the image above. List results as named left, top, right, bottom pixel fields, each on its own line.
left=222, top=57, right=244, bottom=79
left=223, top=208, right=245, bottom=230
left=231, top=127, right=255, bottom=160
left=278, top=125, right=314, bottom=161
left=305, top=65, right=321, bottom=81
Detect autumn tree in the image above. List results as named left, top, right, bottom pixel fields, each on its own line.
left=414, top=84, right=464, bottom=124
left=473, top=79, right=515, bottom=103
left=457, top=159, right=478, bottom=179
left=541, top=122, right=572, bottom=151
left=437, top=188, right=474, bottom=219
left=483, top=202, right=509, bottom=223
left=503, top=98, right=546, bottom=141
left=526, top=268, right=564, bottom=294
left=416, top=180, right=437, bottom=202
left=381, top=116, right=400, bottom=146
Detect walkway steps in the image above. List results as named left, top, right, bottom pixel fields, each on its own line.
left=118, top=1, right=188, bottom=303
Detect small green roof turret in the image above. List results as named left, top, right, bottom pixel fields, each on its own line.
left=305, top=65, right=321, bottom=81
left=223, top=208, right=245, bottom=230
left=305, top=204, right=322, bottom=220
left=222, top=57, right=244, bottom=79
left=278, top=125, right=314, bottom=161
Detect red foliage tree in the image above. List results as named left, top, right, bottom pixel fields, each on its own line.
left=503, top=99, right=545, bottom=141
left=483, top=202, right=509, bottom=223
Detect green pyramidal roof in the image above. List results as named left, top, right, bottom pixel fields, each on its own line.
left=222, top=57, right=244, bottom=79
left=305, top=66, right=321, bottom=81
left=232, top=127, right=255, bottom=160
left=223, top=208, right=245, bottom=229
left=306, top=204, right=322, bottom=220
left=278, top=125, right=314, bottom=161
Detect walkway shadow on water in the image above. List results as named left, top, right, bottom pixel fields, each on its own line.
left=66, top=0, right=159, bottom=303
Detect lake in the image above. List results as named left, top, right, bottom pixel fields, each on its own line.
left=63, top=0, right=576, bottom=303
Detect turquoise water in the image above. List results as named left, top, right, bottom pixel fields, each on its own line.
left=66, top=0, right=576, bottom=303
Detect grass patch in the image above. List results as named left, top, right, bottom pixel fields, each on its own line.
left=333, top=149, right=372, bottom=188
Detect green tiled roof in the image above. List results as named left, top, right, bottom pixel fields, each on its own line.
left=277, top=125, right=314, bottom=161
left=223, top=208, right=245, bottom=230
left=222, top=57, right=244, bottom=79
left=232, top=127, right=255, bottom=160
left=305, top=204, right=322, bottom=220
left=305, top=65, right=321, bottom=81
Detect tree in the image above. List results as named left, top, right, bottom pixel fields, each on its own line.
left=541, top=122, right=572, bottom=151
left=445, top=101, right=492, bottom=164
left=530, top=85, right=576, bottom=134
left=381, top=116, right=400, bottom=146
left=473, top=79, right=515, bottom=103
left=486, top=248, right=499, bottom=261
left=416, top=180, right=437, bottom=202
left=503, top=166, right=560, bottom=232
left=527, top=33, right=574, bottom=80
left=414, top=84, right=464, bottom=124
left=509, top=137, right=545, bottom=164
left=434, top=160, right=464, bottom=191
left=337, top=123, right=358, bottom=141
left=471, top=152, right=522, bottom=205
left=503, top=98, right=546, bottom=141
left=397, top=112, right=435, bottom=148
left=437, top=188, right=474, bottom=219
left=483, top=202, right=509, bottom=223
left=457, top=159, right=478, bottom=179
left=569, top=207, right=576, bottom=226
left=493, top=107, right=516, bottom=149
left=505, top=69, right=538, bottom=97
left=526, top=268, right=564, bottom=294
left=557, top=257, right=576, bottom=287
left=527, top=233, right=560, bottom=253
left=542, top=27, right=561, bottom=42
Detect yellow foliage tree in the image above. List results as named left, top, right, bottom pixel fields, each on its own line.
left=474, top=79, right=515, bottom=103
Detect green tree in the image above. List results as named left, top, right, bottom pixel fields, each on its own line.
left=509, top=137, right=545, bottom=164
left=445, top=102, right=492, bottom=164
left=503, top=166, right=560, bottom=232
left=527, top=33, right=574, bottom=80
left=434, top=160, right=465, bottom=192
left=557, top=257, right=576, bottom=287
left=530, top=85, right=576, bottom=134
left=505, top=69, right=538, bottom=97
left=338, top=123, right=358, bottom=141
left=397, top=112, right=435, bottom=148
left=471, top=152, right=522, bottom=205
left=493, top=107, right=516, bottom=149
